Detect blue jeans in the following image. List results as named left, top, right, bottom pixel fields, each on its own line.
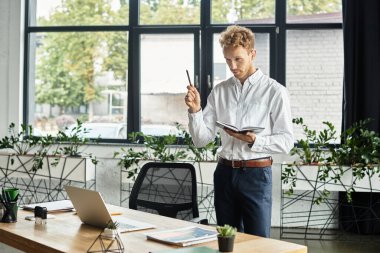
left=213, top=163, right=272, bottom=237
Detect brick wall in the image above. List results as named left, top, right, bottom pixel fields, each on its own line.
left=287, top=29, right=344, bottom=142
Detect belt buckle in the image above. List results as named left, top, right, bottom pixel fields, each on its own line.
left=231, top=160, right=239, bottom=168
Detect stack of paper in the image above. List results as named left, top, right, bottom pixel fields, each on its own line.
left=22, top=200, right=74, bottom=213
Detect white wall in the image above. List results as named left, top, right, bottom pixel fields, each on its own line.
left=0, top=0, right=23, bottom=137
left=0, top=3, right=24, bottom=252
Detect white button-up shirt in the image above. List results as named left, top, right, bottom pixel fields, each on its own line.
left=188, top=69, right=294, bottom=160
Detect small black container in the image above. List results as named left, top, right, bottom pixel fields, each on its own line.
left=217, top=235, right=235, bottom=252
left=1, top=202, right=18, bottom=223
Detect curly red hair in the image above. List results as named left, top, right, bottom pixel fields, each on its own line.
left=219, top=25, right=255, bottom=51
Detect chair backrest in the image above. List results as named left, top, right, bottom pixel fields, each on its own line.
left=129, top=162, right=199, bottom=221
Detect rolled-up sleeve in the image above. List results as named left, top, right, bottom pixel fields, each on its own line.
left=188, top=93, right=217, bottom=148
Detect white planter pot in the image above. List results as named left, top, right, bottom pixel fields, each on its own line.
left=282, top=164, right=380, bottom=192
left=0, top=154, right=95, bottom=182
left=102, top=228, right=118, bottom=240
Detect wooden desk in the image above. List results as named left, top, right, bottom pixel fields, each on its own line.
left=0, top=206, right=307, bottom=253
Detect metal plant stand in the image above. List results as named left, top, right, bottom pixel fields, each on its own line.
left=0, top=154, right=96, bottom=205
left=87, top=232, right=124, bottom=253
left=281, top=164, right=380, bottom=240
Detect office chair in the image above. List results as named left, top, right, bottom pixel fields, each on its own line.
left=129, top=162, right=207, bottom=224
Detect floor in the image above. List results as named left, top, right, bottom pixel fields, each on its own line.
left=270, top=227, right=380, bottom=253
left=0, top=244, right=22, bottom=253
left=1, top=228, right=379, bottom=252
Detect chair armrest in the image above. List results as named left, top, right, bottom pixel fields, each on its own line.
left=190, top=217, right=209, bottom=225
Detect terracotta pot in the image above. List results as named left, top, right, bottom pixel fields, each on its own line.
left=217, top=235, right=235, bottom=252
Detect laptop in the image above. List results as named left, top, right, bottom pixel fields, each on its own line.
left=64, top=185, right=156, bottom=233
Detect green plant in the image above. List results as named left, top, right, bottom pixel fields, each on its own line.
left=283, top=117, right=380, bottom=204
left=114, top=146, right=148, bottom=179
left=114, top=123, right=220, bottom=180
left=282, top=118, right=338, bottom=201
left=54, top=119, right=92, bottom=156
left=0, top=120, right=98, bottom=171
left=216, top=224, right=237, bottom=237
left=333, top=119, right=380, bottom=201
left=106, top=220, right=119, bottom=230
left=0, top=123, right=56, bottom=171
left=114, top=130, right=187, bottom=179
left=290, top=117, right=337, bottom=164
left=144, top=134, right=188, bottom=162
left=0, top=123, right=45, bottom=155
left=334, top=119, right=380, bottom=166
left=178, top=123, right=219, bottom=163
left=51, top=119, right=99, bottom=166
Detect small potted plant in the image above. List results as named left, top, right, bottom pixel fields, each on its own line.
left=102, top=220, right=119, bottom=240
left=216, top=224, right=237, bottom=252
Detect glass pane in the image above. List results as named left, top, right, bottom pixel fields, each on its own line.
left=287, top=0, right=342, bottom=23
left=141, top=34, right=194, bottom=135
left=32, top=0, right=129, bottom=26
left=286, top=30, right=343, bottom=143
left=29, top=32, right=128, bottom=139
left=212, top=0, right=275, bottom=24
left=140, top=0, right=200, bottom=25
left=213, top=33, right=270, bottom=86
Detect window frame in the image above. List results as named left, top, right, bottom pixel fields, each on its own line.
left=23, top=0, right=343, bottom=143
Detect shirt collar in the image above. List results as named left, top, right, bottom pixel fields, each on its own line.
left=232, top=68, right=263, bottom=88
left=248, top=68, right=263, bottom=85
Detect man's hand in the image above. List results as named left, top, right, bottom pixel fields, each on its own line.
left=224, top=128, right=256, bottom=144
left=185, top=84, right=201, bottom=113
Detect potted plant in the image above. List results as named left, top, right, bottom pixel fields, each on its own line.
left=280, top=117, right=380, bottom=238
left=282, top=117, right=380, bottom=203
left=216, top=224, right=237, bottom=252
left=281, top=117, right=339, bottom=204
left=114, top=123, right=219, bottom=180
left=102, top=220, right=119, bottom=240
left=0, top=123, right=55, bottom=171
left=114, top=129, right=190, bottom=178
left=0, top=120, right=98, bottom=204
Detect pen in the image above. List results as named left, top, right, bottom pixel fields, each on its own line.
left=186, top=69, right=192, bottom=86
left=110, top=212, right=122, bottom=216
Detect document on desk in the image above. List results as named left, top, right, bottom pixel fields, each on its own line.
left=146, top=226, right=217, bottom=247
left=22, top=200, right=74, bottom=213
left=113, top=216, right=156, bottom=232
left=150, top=246, right=219, bottom=253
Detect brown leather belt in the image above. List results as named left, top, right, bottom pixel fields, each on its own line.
left=218, top=157, right=273, bottom=168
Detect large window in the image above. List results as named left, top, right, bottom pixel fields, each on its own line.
left=140, top=34, right=195, bottom=135
left=32, top=0, right=129, bottom=26
left=25, top=0, right=343, bottom=142
left=140, top=0, right=200, bottom=25
left=29, top=31, right=128, bottom=137
left=211, top=0, right=275, bottom=24
left=287, top=0, right=342, bottom=23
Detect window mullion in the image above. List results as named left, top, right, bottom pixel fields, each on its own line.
left=127, top=0, right=140, bottom=134
left=275, top=0, right=286, bottom=85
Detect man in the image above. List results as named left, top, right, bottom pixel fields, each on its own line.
left=184, top=25, right=293, bottom=237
